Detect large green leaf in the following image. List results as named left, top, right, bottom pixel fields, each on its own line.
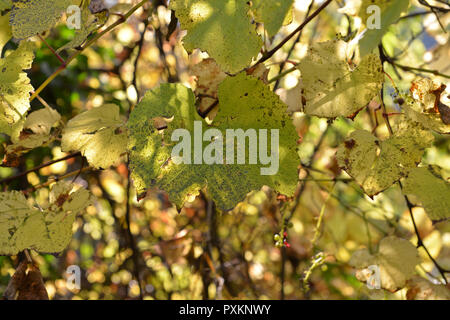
left=336, top=117, right=434, bottom=196
left=169, top=0, right=262, bottom=74
left=0, top=181, right=92, bottom=255
left=297, top=40, right=384, bottom=118
left=128, top=73, right=299, bottom=210
left=403, top=166, right=450, bottom=223
left=61, top=104, right=127, bottom=169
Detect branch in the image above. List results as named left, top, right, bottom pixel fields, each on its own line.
left=255, top=0, right=333, bottom=66
left=23, top=166, right=93, bottom=195
left=272, top=0, right=315, bottom=90
left=0, top=152, right=81, bottom=185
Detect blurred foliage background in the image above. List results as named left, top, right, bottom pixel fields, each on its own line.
left=0, top=0, right=449, bottom=300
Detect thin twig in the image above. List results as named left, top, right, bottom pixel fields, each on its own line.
left=255, top=0, right=333, bottom=66
left=0, top=152, right=81, bottom=185
left=38, top=34, right=66, bottom=66
left=273, top=0, right=315, bottom=90
left=23, top=166, right=93, bottom=194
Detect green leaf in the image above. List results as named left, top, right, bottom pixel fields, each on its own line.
left=61, top=104, right=127, bottom=169
left=0, top=12, right=12, bottom=51
left=0, top=181, right=92, bottom=255
left=297, top=40, right=384, bottom=118
left=402, top=166, right=450, bottom=223
left=9, top=0, right=73, bottom=39
left=5, top=106, right=61, bottom=160
left=128, top=73, right=299, bottom=210
left=251, top=0, right=293, bottom=37
left=350, top=236, right=420, bottom=292
left=57, top=1, right=107, bottom=53
left=358, top=0, right=410, bottom=56
left=0, top=0, right=12, bottom=11
left=0, top=40, right=35, bottom=136
left=336, top=117, right=434, bottom=196
left=169, top=0, right=262, bottom=74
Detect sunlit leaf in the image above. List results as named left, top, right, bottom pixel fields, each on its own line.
left=402, top=166, right=450, bottom=223
left=10, top=0, right=74, bottom=39
left=251, top=0, right=294, bottom=37
left=57, top=1, right=108, bottom=52
left=358, top=0, right=410, bottom=56
left=61, top=104, right=127, bottom=169
left=350, top=236, right=420, bottom=292
left=0, top=181, right=92, bottom=255
left=0, top=12, right=12, bottom=51
left=336, top=117, right=434, bottom=196
left=402, top=78, right=450, bottom=134
left=128, top=73, right=299, bottom=210
left=297, top=40, right=384, bottom=118
left=406, top=276, right=450, bottom=300
left=5, top=106, right=61, bottom=161
left=0, top=40, right=35, bottom=136
left=169, top=0, right=262, bottom=73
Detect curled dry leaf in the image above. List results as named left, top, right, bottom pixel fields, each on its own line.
left=191, top=58, right=227, bottom=120
left=406, top=276, right=450, bottom=300
left=4, top=261, right=49, bottom=300
left=4, top=106, right=61, bottom=166
left=403, top=78, right=450, bottom=133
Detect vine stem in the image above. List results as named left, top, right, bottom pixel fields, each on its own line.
left=123, top=5, right=155, bottom=299
left=23, top=166, right=93, bottom=195
left=29, top=0, right=150, bottom=102
left=268, top=65, right=298, bottom=84
left=255, top=0, right=333, bottom=66
left=38, top=34, right=66, bottom=65
left=0, top=152, right=81, bottom=185
left=392, top=63, right=450, bottom=79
